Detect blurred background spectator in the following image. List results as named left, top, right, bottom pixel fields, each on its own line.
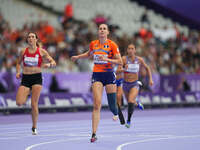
left=49, top=74, right=70, bottom=93
left=0, top=0, right=199, bottom=94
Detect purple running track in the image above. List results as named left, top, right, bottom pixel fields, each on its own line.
left=0, top=108, right=200, bottom=150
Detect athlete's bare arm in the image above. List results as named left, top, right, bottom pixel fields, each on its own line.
left=139, top=57, right=153, bottom=86
left=116, top=64, right=124, bottom=74
left=16, top=48, right=25, bottom=79
left=99, top=53, right=122, bottom=65
left=122, top=56, right=127, bottom=70
left=41, top=49, right=56, bottom=68
left=71, top=51, right=90, bottom=62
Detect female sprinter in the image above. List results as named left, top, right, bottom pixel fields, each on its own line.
left=71, top=24, right=122, bottom=142
left=16, top=32, right=56, bottom=135
left=122, top=44, right=153, bottom=128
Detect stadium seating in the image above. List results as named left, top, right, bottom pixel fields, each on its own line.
left=0, top=0, right=61, bottom=29
left=31, top=0, right=188, bottom=36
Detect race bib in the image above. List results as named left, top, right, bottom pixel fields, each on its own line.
left=93, top=54, right=108, bottom=64
left=126, top=63, right=139, bottom=73
left=24, top=56, right=39, bottom=66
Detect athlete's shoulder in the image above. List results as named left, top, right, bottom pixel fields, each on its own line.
left=20, top=47, right=27, bottom=55
left=137, top=56, right=144, bottom=62
left=107, top=39, right=120, bottom=54
left=90, top=40, right=98, bottom=45
left=22, top=47, right=27, bottom=52
left=89, top=40, right=99, bottom=51
left=39, top=48, right=48, bottom=55
left=107, top=39, right=117, bottom=46
left=39, top=47, right=46, bottom=52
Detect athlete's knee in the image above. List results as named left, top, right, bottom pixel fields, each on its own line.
left=93, top=99, right=101, bottom=110
left=117, top=96, right=122, bottom=105
left=16, top=98, right=26, bottom=106
left=31, top=104, right=38, bottom=109
left=31, top=100, right=39, bottom=108
left=128, top=99, right=136, bottom=104
left=31, top=103, right=39, bottom=114
left=31, top=103, right=38, bottom=109
left=16, top=101, right=23, bottom=106
left=116, top=92, right=121, bottom=98
left=93, top=103, right=101, bottom=111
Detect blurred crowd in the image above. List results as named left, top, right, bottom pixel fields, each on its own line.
left=0, top=8, right=200, bottom=75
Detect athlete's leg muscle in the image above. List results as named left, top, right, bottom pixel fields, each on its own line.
left=92, top=82, right=103, bottom=134
left=16, top=86, right=30, bottom=106
left=31, top=84, right=42, bottom=128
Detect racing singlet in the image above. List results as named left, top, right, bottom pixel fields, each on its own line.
left=22, top=47, right=42, bottom=67
left=124, top=56, right=140, bottom=74
left=89, top=39, right=120, bottom=72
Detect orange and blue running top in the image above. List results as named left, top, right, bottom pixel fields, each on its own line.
left=89, top=39, right=120, bottom=72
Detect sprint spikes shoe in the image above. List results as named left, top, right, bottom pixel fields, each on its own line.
left=112, top=115, right=118, bottom=121
left=32, top=127, right=37, bottom=135
left=125, top=121, right=131, bottom=128
left=137, top=102, right=144, bottom=110
left=90, top=134, right=97, bottom=143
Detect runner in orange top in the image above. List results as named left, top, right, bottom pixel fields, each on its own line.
left=71, top=24, right=122, bottom=142
left=89, top=39, right=120, bottom=72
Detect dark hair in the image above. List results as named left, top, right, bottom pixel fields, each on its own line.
left=27, top=32, right=38, bottom=39
left=98, top=24, right=110, bottom=31
left=27, top=32, right=42, bottom=48
left=128, top=43, right=136, bottom=49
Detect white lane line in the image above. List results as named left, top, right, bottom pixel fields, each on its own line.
left=24, top=133, right=175, bottom=150
left=116, top=134, right=200, bottom=150
left=25, top=137, right=88, bottom=150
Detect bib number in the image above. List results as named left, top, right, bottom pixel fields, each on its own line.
left=126, top=64, right=139, bottom=73
left=93, top=54, right=108, bottom=64
left=24, top=56, right=39, bottom=66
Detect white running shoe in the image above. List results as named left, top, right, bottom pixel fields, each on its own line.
left=112, top=115, right=118, bottom=121
left=32, top=127, right=38, bottom=135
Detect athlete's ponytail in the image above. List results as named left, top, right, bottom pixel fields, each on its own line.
left=36, top=41, right=42, bottom=48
